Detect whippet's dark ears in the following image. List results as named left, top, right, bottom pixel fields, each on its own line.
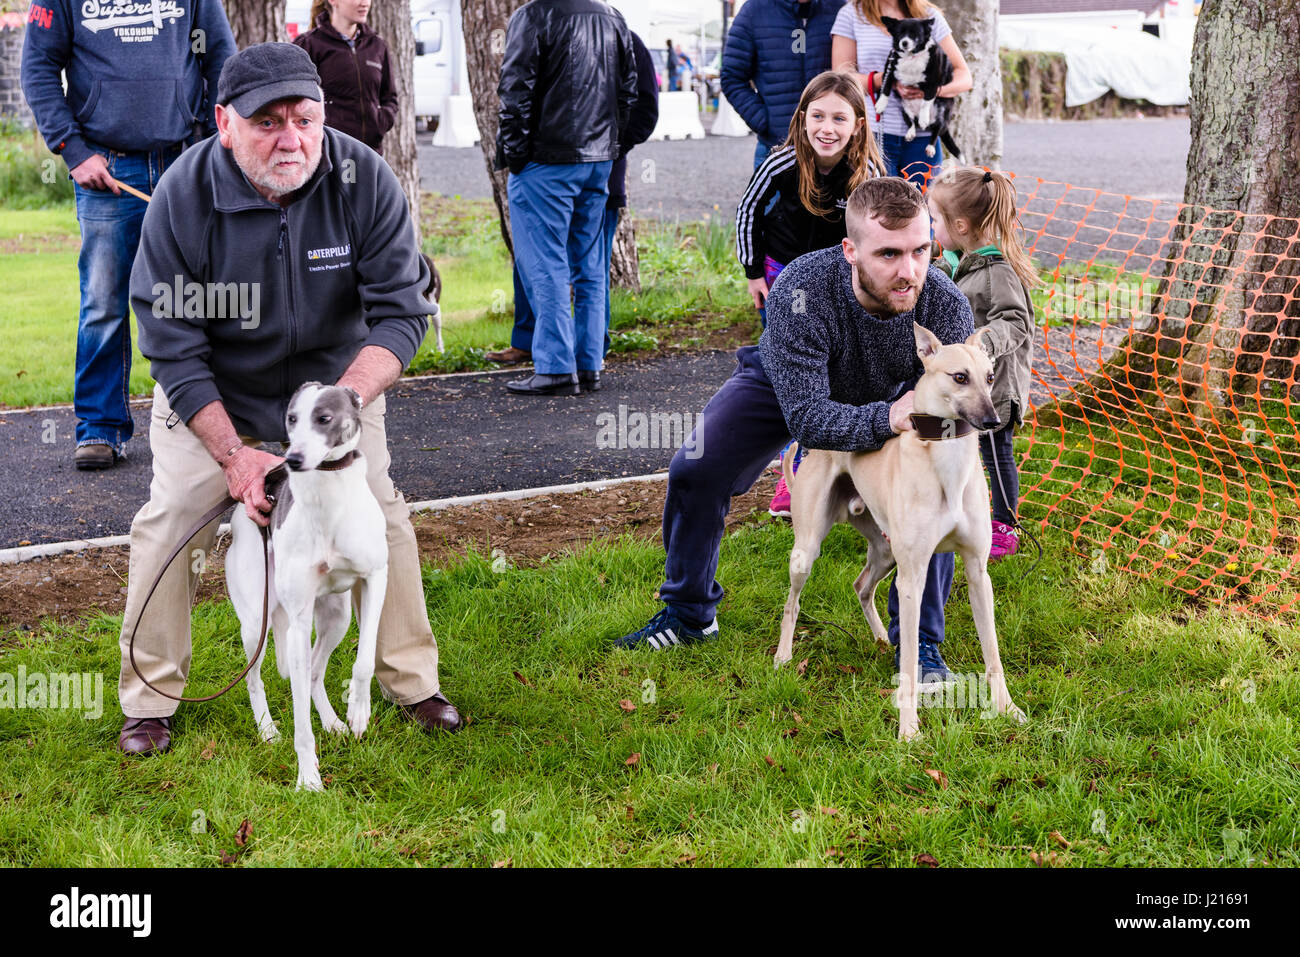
left=965, top=327, right=994, bottom=356
left=914, top=323, right=944, bottom=362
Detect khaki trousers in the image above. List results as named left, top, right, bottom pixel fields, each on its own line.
left=118, top=385, right=441, bottom=716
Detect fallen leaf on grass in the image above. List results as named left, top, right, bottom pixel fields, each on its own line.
left=837, top=664, right=861, bottom=674
left=492, top=858, right=513, bottom=868
left=915, top=852, right=939, bottom=867
left=234, top=819, right=253, bottom=848
left=618, top=699, right=636, bottom=712
left=513, top=671, right=532, bottom=687
left=218, top=849, right=240, bottom=865
left=1029, top=850, right=1060, bottom=867
left=200, top=741, right=217, bottom=760
left=820, top=807, right=839, bottom=817
left=1049, top=830, right=1071, bottom=849
left=791, top=711, right=804, bottom=724
left=708, top=763, right=719, bottom=775
left=781, top=727, right=798, bottom=739
left=924, top=768, right=949, bottom=789
left=796, top=659, right=808, bottom=676
left=625, top=805, right=634, bottom=821
left=763, top=755, right=776, bottom=766
left=824, top=847, right=842, bottom=858
left=675, top=851, right=697, bottom=864
left=625, top=752, right=640, bottom=767
left=877, top=688, right=894, bottom=696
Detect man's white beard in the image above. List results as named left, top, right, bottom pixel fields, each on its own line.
left=234, top=141, right=321, bottom=199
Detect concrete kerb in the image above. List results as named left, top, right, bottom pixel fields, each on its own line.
left=0, top=471, right=671, bottom=566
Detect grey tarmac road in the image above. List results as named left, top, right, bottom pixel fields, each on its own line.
left=418, top=116, right=1192, bottom=220
left=0, top=352, right=740, bottom=548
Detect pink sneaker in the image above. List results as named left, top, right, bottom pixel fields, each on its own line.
left=769, top=474, right=792, bottom=518
left=989, top=521, right=1019, bottom=561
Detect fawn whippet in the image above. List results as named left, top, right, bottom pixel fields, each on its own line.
left=226, top=382, right=388, bottom=791
left=774, top=323, right=1025, bottom=740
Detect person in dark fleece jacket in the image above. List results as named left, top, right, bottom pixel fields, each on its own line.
left=617, top=178, right=974, bottom=686
left=720, top=0, right=846, bottom=169
left=293, top=0, right=398, bottom=154
left=21, top=0, right=235, bottom=470
left=115, top=43, right=462, bottom=760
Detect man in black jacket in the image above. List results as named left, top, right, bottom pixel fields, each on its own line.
left=494, top=0, right=638, bottom=396
left=489, top=28, right=658, bottom=368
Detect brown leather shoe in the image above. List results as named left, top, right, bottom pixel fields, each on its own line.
left=118, top=715, right=172, bottom=755
left=401, top=692, right=463, bottom=733
left=485, top=346, right=531, bottom=364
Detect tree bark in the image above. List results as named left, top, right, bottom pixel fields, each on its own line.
left=942, top=0, right=1002, bottom=170
left=224, top=0, right=287, bottom=48
left=609, top=209, right=641, bottom=292
left=462, top=0, right=528, bottom=254
left=369, top=0, right=422, bottom=246
left=1122, top=0, right=1300, bottom=408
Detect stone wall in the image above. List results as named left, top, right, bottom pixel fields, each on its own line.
left=1001, top=49, right=1187, bottom=120
left=0, top=20, right=35, bottom=129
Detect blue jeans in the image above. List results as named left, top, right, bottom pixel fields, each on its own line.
left=659, top=345, right=953, bottom=640
left=508, top=161, right=612, bottom=375
left=754, top=140, right=773, bottom=170
left=72, top=144, right=181, bottom=451
left=511, top=202, right=622, bottom=357
left=882, top=132, right=943, bottom=187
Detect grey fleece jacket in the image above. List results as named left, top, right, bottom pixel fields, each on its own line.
left=759, top=246, right=975, bottom=452
left=131, top=128, right=433, bottom=442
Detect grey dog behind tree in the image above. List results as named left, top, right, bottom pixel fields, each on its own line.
left=420, top=252, right=444, bottom=353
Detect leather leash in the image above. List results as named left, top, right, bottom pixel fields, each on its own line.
left=127, top=451, right=358, bottom=704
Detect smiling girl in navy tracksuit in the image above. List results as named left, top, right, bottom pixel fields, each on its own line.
left=735, top=70, right=885, bottom=517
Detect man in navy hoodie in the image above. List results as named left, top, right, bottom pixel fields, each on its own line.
left=21, top=0, right=235, bottom=470
left=720, top=0, right=846, bottom=169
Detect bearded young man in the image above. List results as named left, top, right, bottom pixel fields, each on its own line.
left=116, top=43, right=460, bottom=756
left=617, top=177, right=974, bottom=683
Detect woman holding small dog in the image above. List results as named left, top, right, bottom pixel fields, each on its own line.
left=735, top=71, right=886, bottom=517
left=927, top=166, right=1038, bottom=560
left=830, top=1, right=972, bottom=185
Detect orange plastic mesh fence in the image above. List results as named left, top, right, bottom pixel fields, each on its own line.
left=913, top=168, right=1300, bottom=617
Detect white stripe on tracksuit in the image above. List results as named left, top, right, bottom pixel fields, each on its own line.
left=735, top=147, right=799, bottom=273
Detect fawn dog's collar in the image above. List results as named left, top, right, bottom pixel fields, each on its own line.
left=909, top=414, right=974, bottom=440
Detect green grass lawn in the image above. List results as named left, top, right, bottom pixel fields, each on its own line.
left=0, top=197, right=756, bottom=403
left=1, top=518, right=1295, bottom=867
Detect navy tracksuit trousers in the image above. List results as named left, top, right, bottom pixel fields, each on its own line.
left=658, top=346, right=954, bottom=643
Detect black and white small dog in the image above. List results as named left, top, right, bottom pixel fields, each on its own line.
left=874, top=16, right=962, bottom=162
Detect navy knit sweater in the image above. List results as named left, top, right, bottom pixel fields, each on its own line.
left=759, top=246, right=975, bottom=453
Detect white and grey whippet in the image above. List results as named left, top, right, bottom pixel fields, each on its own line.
left=774, top=323, right=1026, bottom=740
left=226, top=382, right=388, bottom=791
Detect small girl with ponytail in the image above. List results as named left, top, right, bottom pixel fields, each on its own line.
left=927, top=167, right=1038, bottom=560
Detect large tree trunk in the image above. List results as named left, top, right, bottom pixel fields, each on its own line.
left=942, top=0, right=1002, bottom=170
left=369, top=0, right=422, bottom=246
left=224, top=0, right=287, bottom=48
left=1123, top=0, right=1300, bottom=408
left=462, top=0, right=528, bottom=254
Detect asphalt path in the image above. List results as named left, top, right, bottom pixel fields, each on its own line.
left=0, top=351, right=740, bottom=548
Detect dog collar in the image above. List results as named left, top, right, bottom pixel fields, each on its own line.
left=909, top=414, right=974, bottom=440
left=316, top=450, right=360, bottom=471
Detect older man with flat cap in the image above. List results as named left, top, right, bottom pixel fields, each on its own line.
left=116, top=42, right=461, bottom=755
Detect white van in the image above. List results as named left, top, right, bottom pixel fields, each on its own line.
left=285, top=0, right=461, bottom=132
